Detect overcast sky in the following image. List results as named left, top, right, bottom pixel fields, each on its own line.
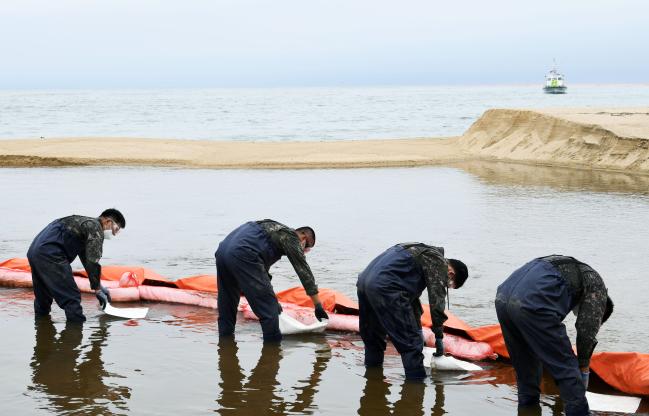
left=1, top=0, right=647, bottom=88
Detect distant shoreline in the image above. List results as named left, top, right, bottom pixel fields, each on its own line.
left=2, top=108, right=648, bottom=174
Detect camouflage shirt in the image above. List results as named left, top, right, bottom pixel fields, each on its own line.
left=256, top=219, right=318, bottom=296
left=399, top=243, right=448, bottom=339
left=60, top=215, right=104, bottom=290
left=540, top=255, right=609, bottom=368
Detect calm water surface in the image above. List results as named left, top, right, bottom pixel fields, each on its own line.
left=1, top=163, right=648, bottom=414
left=1, top=85, right=649, bottom=140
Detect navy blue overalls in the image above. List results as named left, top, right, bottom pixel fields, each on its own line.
left=216, top=222, right=283, bottom=342
left=27, top=220, right=87, bottom=322
left=495, top=258, right=589, bottom=416
left=357, top=245, right=428, bottom=380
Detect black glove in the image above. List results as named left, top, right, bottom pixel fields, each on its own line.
left=433, top=337, right=445, bottom=357
left=314, top=303, right=329, bottom=321
left=96, top=285, right=111, bottom=310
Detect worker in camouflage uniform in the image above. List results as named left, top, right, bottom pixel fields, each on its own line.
left=215, top=219, right=328, bottom=342
left=356, top=243, right=469, bottom=381
left=495, top=255, right=614, bottom=416
left=27, top=209, right=126, bottom=322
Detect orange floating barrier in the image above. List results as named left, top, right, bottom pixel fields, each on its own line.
left=0, top=258, right=647, bottom=396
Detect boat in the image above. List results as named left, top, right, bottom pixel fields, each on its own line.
left=543, top=64, right=567, bottom=94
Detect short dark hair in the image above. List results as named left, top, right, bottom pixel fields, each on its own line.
left=448, top=258, right=468, bottom=288
left=100, top=208, right=126, bottom=229
left=602, top=295, right=614, bottom=324
left=295, top=226, right=316, bottom=248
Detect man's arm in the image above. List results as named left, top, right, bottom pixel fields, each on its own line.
left=278, top=229, right=319, bottom=297
left=420, top=251, right=449, bottom=339
left=575, top=269, right=608, bottom=369
left=80, top=220, right=104, bottom=290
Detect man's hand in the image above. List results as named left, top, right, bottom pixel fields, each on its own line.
left=95, top=285, right=111, bottom=310
left=433, top=337, right=445, bottom=357
left=314, top=303, right=329, bottom=321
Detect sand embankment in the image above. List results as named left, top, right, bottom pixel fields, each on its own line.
left=0, top=137, right=465, bottom=169
left=1, top=108, right=648, bottom=173
left=457, top=108, right=649, bottom=173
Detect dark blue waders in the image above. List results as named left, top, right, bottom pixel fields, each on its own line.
left=495, top=259, right=589, bottom=416
left=27, top=220, right=86, bottom=322
left=216, top=222, right=283, bottom=342
left=357, top=245, right=427, bottom=381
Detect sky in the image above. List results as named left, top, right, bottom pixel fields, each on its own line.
left=0, top=0, right=647, bottom=88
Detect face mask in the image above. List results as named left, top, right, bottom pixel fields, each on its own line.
left=104, top=229, right=114, bottom=240
left=300, top=239, right=311, bottom=254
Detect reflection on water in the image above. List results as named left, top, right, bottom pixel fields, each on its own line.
left=358, top=368, right=432, bottom=416
left=454, top=160, right=649, bottom=195
left=28, top=316, right=130, bottom=415
left=1, top=290, right=646, bottom=415
left=216, top=338, right=330, bottom=415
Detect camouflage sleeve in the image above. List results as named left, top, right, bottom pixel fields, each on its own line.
left=80, top=220, right=104, bottom=290
left=575, top=269, right=608, bottom=368
left=420, top=251, right=448, bottom=338
left=80, top=254, right=102, bottom=290
left=277, top=229, right=319, bottom=296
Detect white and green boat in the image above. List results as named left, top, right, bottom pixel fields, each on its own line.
left=543, top=65, right=567, bottom=94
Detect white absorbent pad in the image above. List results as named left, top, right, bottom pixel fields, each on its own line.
left=586, top=391, right=641, bottom=413
left=278, top=312, right=328, bottom=335
left=423, top=347, right=482, bottom=371
left=104, top=302, right=149, bottom=319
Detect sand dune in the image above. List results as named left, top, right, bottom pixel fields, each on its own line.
left=1, top=108, right=648, bottom=174
left=457, top=108, right=649, bottom=173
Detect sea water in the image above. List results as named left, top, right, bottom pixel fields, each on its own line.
left=1, top=84, right=649, bottom=140
left=1, top=163, right=648, bottom=414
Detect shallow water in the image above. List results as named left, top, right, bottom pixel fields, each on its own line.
left=2, top=290, right=646, bottom=415
left=1, top=163, right=648, bottom=414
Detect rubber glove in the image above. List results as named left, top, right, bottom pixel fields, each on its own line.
left=433, top=337, right=445, bottom=357
left=96, top=285, right=111, bottom=310
left=581, top=371, right=589, bottom=389
left=314, top=303, right=329, bottom=321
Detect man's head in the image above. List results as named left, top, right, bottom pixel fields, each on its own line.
left=602, top=295, right=614, bottom=324
left=447, top=258, right=468, bottom=289
left=295, top=226, right=316, bottom=254
left=99, top=208, right=126, bottom=237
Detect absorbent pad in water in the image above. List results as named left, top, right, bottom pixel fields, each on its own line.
left=423, top=347, right=482, bottom=371
left=585, top=391, right=640, bottom=413
left=278, top=312, right=328, bottom=335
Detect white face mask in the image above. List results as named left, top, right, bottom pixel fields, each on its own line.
left=300, top=239, right=311, bottom=254
left=104, top=229, right=114, bottom=240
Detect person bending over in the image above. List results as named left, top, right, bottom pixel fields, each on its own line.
left=215, top=219, right=328, bottom=342
left=27, top=208, right=125, bottom=322
left=356, top=243, right=468, bottom=381
left=495, top=255, right=613, bottom=416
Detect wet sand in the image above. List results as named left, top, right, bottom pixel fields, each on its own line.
left=1, top=108, right=649, bottom=174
